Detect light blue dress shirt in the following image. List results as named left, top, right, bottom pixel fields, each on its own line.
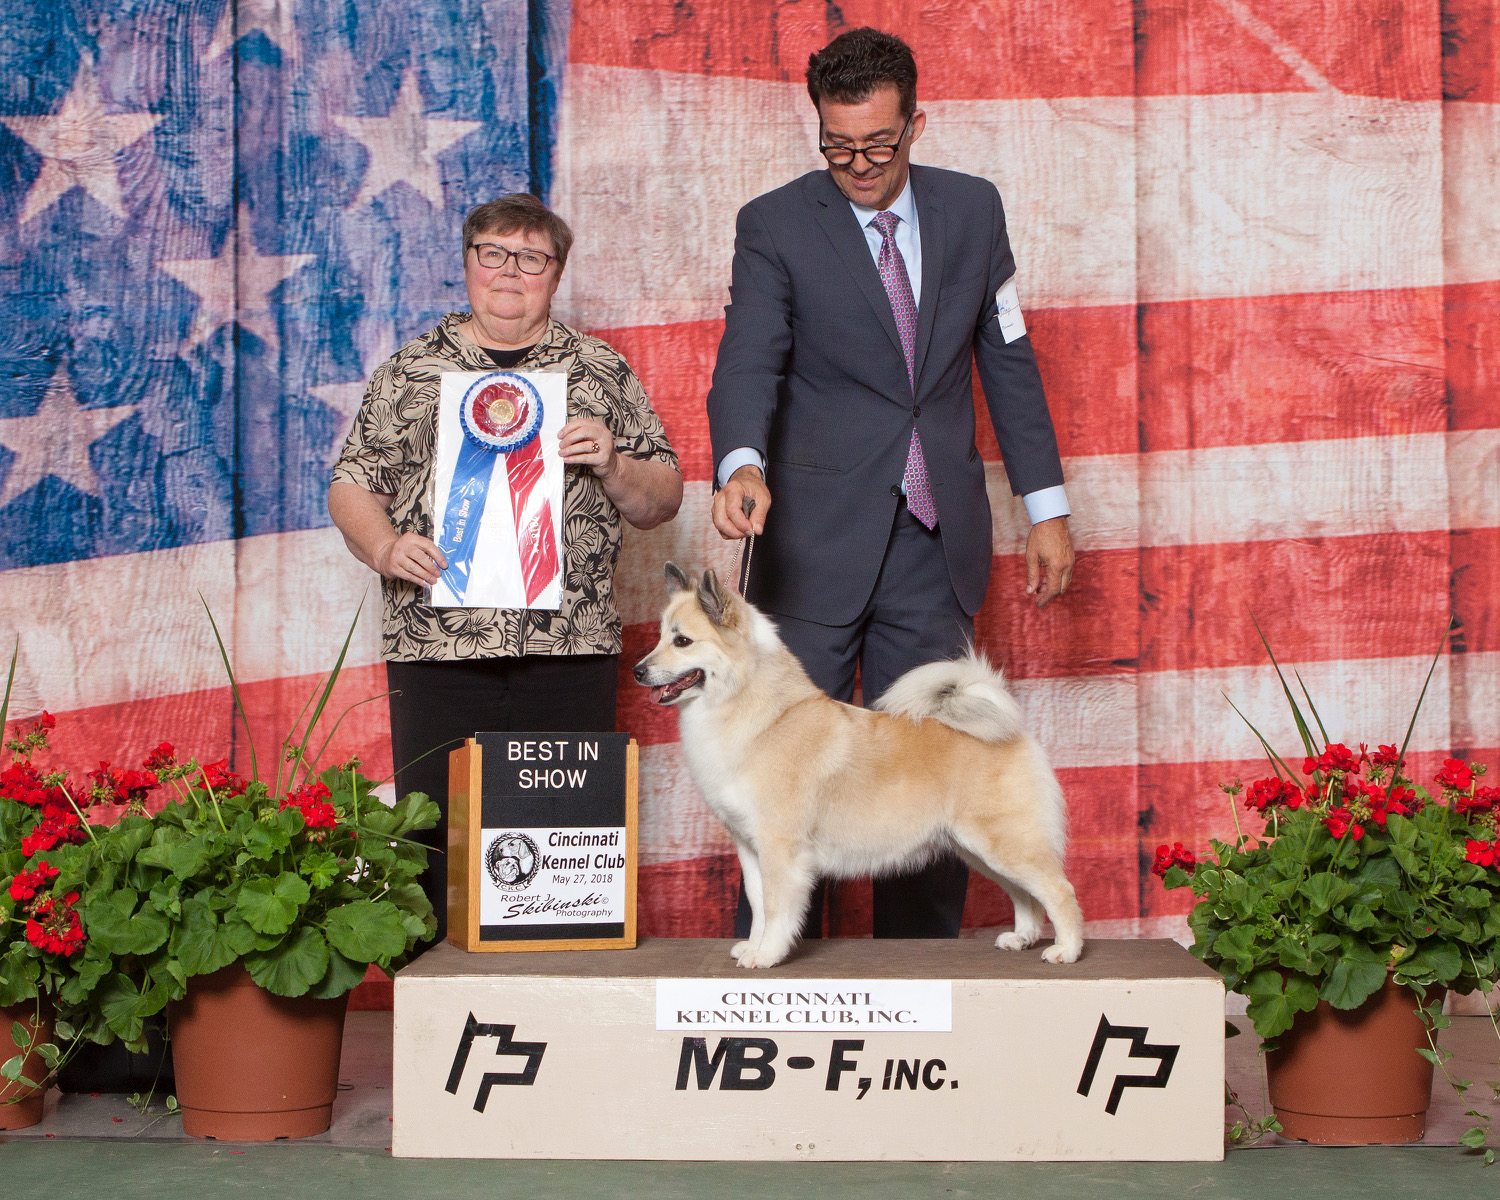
left=717, top=175, right=1070, bottom=525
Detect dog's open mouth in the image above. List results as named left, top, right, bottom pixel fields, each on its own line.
left=650, top=669, right=705, bottom=705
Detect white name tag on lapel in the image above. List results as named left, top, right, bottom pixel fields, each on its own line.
left=996, top=276, right=1026, bottom=344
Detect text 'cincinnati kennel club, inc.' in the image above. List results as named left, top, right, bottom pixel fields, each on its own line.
left=656, top=980, right=953, bottom=1031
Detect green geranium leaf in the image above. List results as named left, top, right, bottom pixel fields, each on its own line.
left=82, top=889, right=169, bottom=957
left=308, top=946, right=369, bottom=1000
left=1242, top=969, right=1317, bottom=1039
left=168, top=834, right=213, bottom=880
left=95, top=973, right=147, bottom=1043
left=244, top=926, right=329, bottom=998
left=242, top=819, right=290, bottom=861
left=325, top=900, right=407, bottom=963
left=1299, top=873, right=1352, bottom=916
left=1345, top=903, right=1376, bottom=931
left=1321, top=957, right=1387, bottom=1010
left=300, top=851, right=342, bottom=890
left=236, top=873, right=311, bottom=936
left=173, top=894, right=256, bottom=976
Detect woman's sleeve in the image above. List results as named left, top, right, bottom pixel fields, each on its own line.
left=610, top=356, right=680, bottom=470
left=330, top=359, right=406, bottom=496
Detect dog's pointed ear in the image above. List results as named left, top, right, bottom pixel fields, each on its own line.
left=664, top=562, right=692, bottom=594
left=697, top=569, right=732, bottom=626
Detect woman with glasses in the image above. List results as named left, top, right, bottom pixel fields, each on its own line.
left=328, top=194, right=682, bottom=945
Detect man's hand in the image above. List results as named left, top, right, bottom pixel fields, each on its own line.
left=1025, top=516, right=1074, bottom=608
left=373, top=532, right=448, bottom=587
left=711, top=465, right=771, bottom=540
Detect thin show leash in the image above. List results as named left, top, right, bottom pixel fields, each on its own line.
left=737, top=495, right=756, bottom=596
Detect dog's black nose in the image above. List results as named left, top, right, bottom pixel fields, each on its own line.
left=632, top=658, right=649, bottom=683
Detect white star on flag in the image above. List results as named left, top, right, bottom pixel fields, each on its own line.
left=0, top=366, right=137, bottom=507
left=0, top=56, right=160, bottom=223
left=206, top=0, right=301, bottom=62
left=334, top=69, right=481, bottom=208
left=158, top=204, right=316, bottom=356
left=312, top=323, right=395, bottom=463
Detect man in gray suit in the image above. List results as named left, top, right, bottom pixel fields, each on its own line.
left=707, top=28, right=1075, bottom=939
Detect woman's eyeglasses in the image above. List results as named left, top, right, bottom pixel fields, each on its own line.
left=470, top=244, right=555, bottom=274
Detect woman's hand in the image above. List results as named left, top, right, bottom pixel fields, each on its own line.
left=558, top=417, right=618, bottom=479
left=373, top=532, right=448, bottom=587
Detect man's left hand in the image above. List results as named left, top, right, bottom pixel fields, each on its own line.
left=1025, top=517, right=1074, bottom=608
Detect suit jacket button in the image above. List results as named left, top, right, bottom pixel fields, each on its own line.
left=913, top=406, right=921, bottom=418
left=890, top=485, right=901, bottom=497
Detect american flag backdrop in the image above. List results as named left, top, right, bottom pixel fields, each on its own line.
left=0, top=1, right=1497, bottom=954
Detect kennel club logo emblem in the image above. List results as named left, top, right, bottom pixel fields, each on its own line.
left=1075, top=1014, right=1179, bottom=1114
left=445, top=1013, right=548, bottom=1113
left=485, top=833, right=539, bottom=890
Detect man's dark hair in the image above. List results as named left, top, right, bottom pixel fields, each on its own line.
left=805, top=28, right=917, bottom=118
left=462, top=194, right=574, bottom=270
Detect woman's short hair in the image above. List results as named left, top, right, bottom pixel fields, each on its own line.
left=805, top=28, right=917, bottom=118
left=462, top=194, right=574, bottom=270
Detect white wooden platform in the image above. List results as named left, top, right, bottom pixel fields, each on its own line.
left=392, top=938, right=1225, bottom=1161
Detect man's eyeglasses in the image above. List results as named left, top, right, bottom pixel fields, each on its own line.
left=470, top=243, right=555, bottom=274
left=819, top=113, right=914, bottom=168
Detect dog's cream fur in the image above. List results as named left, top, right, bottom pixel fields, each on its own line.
left=634, top=564, right=1085, bottom=969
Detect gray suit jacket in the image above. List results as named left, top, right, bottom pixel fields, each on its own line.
left=706, top=164, right=1064, bottom=625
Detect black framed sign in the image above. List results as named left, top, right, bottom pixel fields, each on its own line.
left=447, top=733, right=638, bottom=952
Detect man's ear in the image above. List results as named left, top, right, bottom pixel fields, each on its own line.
left=697, top=569, right=731, bottom=626
left=664, top=562, right=692, bottom=594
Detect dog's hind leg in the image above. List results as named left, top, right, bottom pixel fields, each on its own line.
left=956, top=836, right=1084, bottom=964
left=739, top=843, right=816, bottom=969
left=956, top=850, right=1045, bottom=951
left=731, top=841, right=764, bottom=967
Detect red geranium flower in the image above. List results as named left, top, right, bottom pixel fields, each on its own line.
left=143, top=742, right=176, bottom=771
left=198, top=759, right=248, bottom=797
left=7, top=860, right=60, bottom=901
left=1151, top=842, right=1197, bottom=877
left=1466, top=840, right=1497, bottom=868
left=1370, top=745, right=1403, bottom=769
left=1324, top=807, right=1364, bottom=841
left=1305, top=744, right=1358, bottom=776
left=23, top=888, right=85, bottom=956
left=1437, top=758, right=1475, bottom=792
left=1456, top=786, right=1498, bottom=816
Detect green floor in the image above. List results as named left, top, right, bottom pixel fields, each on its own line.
left=1, top=1142, right=1495, bottom=1199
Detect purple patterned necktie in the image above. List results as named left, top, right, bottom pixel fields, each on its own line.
left=871, top=209, right=937, bottom=529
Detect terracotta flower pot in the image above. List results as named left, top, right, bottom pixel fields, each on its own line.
left=0, top=1002, right=53, bottom=1131
left=1265, top=976, right=1441, bottom=1144
left=167, top=963, right=349, bottom=1140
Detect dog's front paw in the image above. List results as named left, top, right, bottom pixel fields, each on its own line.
left=1041, top=942, right=1082, bottom=965
left=994, top=931, right=1035, bottom=952
left=731, top=940, right=753, bottom=964
left=738, top=947, right=787, bottom=969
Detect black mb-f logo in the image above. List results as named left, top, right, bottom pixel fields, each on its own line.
left=445, top=1012, right=547, bottom=1113
left=1076, top=1014, right=1179, bottom=1115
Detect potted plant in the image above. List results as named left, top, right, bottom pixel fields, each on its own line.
left=132, top=609, right=438, bottom=1140
left=0, top=690, right=170, bottom=1127
left=1156, top=631, right=1500, bottom=1148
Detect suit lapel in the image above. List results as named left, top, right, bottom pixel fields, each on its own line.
left=911, top=166, right=944, bottom=394
left=809, top=173, right=905, bottom=364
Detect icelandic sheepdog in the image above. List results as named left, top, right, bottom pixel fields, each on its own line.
left=633, top=563, right=1084, bottom=969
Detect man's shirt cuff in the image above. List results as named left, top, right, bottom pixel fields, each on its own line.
left=717, top=447, right=766, bottom=489
left=1023, top=485, right=1071, bottom=525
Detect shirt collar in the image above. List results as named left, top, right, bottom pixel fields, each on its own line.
left=848, top=174, right=918, bottom=231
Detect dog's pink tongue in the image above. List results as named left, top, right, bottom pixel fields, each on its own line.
left=650, top=684, right=666, bottom=704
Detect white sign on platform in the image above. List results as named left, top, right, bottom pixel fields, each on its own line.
left=657, top=979, right=952, bottom=1032
left=477, top=825, right=628, bottom=928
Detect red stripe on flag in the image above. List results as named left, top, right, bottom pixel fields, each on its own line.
left=598, top=286, right=1452, bottom=483
left=1442, top=0, right=1499, bottom=101
left=1446, top=280, right=1500, bottom=432
left=568, top=0, right=1134, bottom=99
left=1454, top=526, right=1500, bottom=654
left=10, top=665, right=395, bottom=784
left=570, top=0, right=1435, bottom=101
left=1138, top=287, right=1446, bottom=452
left=1136, top=0, right=1438, bottom=100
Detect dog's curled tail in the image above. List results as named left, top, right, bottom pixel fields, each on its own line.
left=874, top=652, right=1025, bottom=744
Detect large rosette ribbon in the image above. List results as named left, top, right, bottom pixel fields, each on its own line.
left=436, top=372, right=560, bottom=606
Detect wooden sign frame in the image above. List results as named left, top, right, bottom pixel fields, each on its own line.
left=447, top=735, right=638, bottom=952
